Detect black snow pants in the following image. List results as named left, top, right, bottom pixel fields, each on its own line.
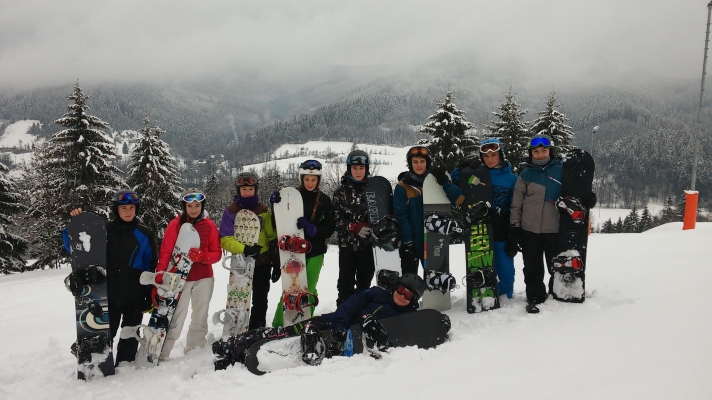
left=337, top=246, right=375, bottom=306
left=109, top=301, right=145, bottom=366
left=249, top=262, right=272, bottom=330
left=520, top=230, right=559, bottom=303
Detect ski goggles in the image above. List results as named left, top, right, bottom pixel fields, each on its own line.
left=348, top=155, right=370, bottom=165
left=299, top=159, right=322, bottom=170
left=529, top=136, right=553, bottom=148
left=408, top=146, right=430, bottom=157
left=182, top=193, right=205, bottom=203
left=236, top=176, right=258, bottom=186
left=394, top=284, right=416, bottom=301
left=116, top=192, right=139, bottom=204
left=480, top=143, right=500, bottom=154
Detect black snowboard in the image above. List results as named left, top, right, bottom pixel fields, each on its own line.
left=552, top=149, right=595, bottom=303
left=458, top=166, right=499, bottom=313
left=366, top=176, right=398, bottom=252
left=244, top=309, right=450, bottom=375
left=65, top=212, right=114, bottom=380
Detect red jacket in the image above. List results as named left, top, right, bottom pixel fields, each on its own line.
left=157, top=213, right=221, bottom=281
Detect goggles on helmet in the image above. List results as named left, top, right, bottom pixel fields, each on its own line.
left=394, top=284, right=416, bottom=301
left=236, top=176, right=258, bottom=186
left=529, top=136, right=553, bottom=148
left=182, top=193, right=206, bottom=203
left=348, top=155, right=370, bottom=165
left=116, top=192, right=139, bottom=204
left=408, top=146, right=430, bottom=157
left=480, top=143, right=501, bottom=154
left=299, top=160, right=323, bottom=170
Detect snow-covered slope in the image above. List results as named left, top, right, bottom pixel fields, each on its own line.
left=1, top=223, right=710, bottom=399
left=0, top=120, right=40, bottom=149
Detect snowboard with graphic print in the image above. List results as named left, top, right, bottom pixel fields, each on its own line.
left=366, top=176, right=400, bottom=254
left=421, top=174, right=453, bottom=311
left=65, top=212, right=114, bottom=380
left=552, top=149, right=595, bottom=303
left=458, top=166, right=500, bottom=313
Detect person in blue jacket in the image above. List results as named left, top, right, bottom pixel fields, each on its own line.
left=63, top=190, right=157, bottom=365
left=393, top=145, right=465, bottom=275
left=214, top=273, right=427, bottom=366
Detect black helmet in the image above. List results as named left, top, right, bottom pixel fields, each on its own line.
left=406, top=145, right=432, bottom=172
left=180, top=187, right=206, bottom=213
left=395, top=273, right=426, bottom=301
left=527, top=133, right=556, bottom=162
left=346, top=149, right=370, bottom=177
left=112, top=189, right=140, bottom=215
left=235, top=171, right=259, bottom=189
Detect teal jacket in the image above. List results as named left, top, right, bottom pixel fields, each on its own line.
left=393, top=172, right=464, bottom=260
left=510, top=159, right=563, bottom=234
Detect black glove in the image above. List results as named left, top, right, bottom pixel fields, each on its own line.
left=270, top=262, right=281, bottom=283
left=327, top=329, right=348, bottom=357
left=505, top=226, right=522, bottom=258
left=581, top=191, right=597, bottom=209
left=429, top=166, right=449, bottom=185
left=243, top=244, right=262, bottom=258
left=362, top=315, right=390, bottom=351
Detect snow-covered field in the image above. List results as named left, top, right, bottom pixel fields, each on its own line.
left=1, top=223, right=710, bottom=399
left=0, top=120, right=39, bottom=149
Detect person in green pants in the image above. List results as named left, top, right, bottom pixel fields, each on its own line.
left=271, top=159, right=336, bottom=326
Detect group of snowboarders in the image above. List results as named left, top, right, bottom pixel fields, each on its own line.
left=64, top=131, right=596, bottom=368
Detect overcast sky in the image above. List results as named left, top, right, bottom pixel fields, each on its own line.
left=0, top=0, right=706, bottom=90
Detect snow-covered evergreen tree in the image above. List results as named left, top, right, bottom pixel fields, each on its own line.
left=529, top=91, right=576, bottom=154
left=26, top=83, right=124, bottom=268
left=127, top=118, right=182, bottom=241
left=614, top=216, right=624, bottom=233
left=484, top=89, right=529, bottom=173
left=419, top=91, right=477, bottom=172
left=661, top=196, right=677, bottom=223
left=623, top=206, right=639, bottom=233
left=638, top=206, right=653, bottom=232
left=0, top=161, right=28, bottom=273
left=256, top=164, right=282, bottom=205
left=203, top=172, right=223, bottom=219
left=601, top=218, right=614, bottom=233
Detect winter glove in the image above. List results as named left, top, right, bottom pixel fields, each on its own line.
left=270, top=262, right=281, bottom=283
left=506, top=226, right=522, bottom=258
left=465, top=201, right=493, bottom=224
left=348, top=222, right=372, bottom=238
left=581, top=191, right=597, bottom=209
left=243, top=244, right=262, bottom=258
left=187, top=248, right=207, bottom=263
left=429, top=166, right=449, bottom=186
left=297, top=217, right=318, bottom=238
left=362, top=315, right=391, bottom=351
left=269, top=190, right=281, bottom=204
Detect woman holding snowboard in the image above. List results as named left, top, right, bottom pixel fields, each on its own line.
left=270, top=159, right=335, bottom=326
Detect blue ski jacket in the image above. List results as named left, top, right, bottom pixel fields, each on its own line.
left=321, top=286, right=418, bottom=332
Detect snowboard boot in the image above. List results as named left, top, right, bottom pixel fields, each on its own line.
left=71, top=334, right=109, bottom=364
left=425, top=270, right=459, bottom=293
left=464, top=269, right=497, bottom=289
left=425, top=213, right=463, bottom=235
left=465, top=201, right=492, bottom=224
left=555, top=196, right=585, bottom=223
left=278, top=235, right=312, bottom=254
left=526, top=302, right=540, bottom=314
left=300, top=323, right=325, bottom=366
left=327, top=329, right=348, bottom=358
left=64, top=266, right=106, bottom=297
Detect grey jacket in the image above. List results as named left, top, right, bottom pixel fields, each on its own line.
left=510, top=160, right=563, bottom=234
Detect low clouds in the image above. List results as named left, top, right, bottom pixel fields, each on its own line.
left=0, top=0, right=704, bottom=89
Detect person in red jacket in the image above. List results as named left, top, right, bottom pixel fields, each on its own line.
left=156, top=188, right=222, bottom=361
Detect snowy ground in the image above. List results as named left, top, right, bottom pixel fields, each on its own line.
left=1, top=223, right=710, bottom=399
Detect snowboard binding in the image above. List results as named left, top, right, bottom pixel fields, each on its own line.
left=465, top=201, right=493, bottom=224
left=376, top=269, right=400, bottom=290
left=463, top=269, right=498, bottom=289
left=556, top=196, right=586, bottom=223
left=362, top=315, right=391, bottom=355
left=278, top=235, right=312, bottom=254
left=552, top=254, right=584, bottom=272
left=64, top=266, right=106, bottom=297
left=212, top=308, right=249, bottom=333
left=370, top=215, right=400, bottom=252
left=282, top=292, right=319, bottom=313
left=425, top=270, right=460, bottom=293
left=221, top=254, right=252, bottom=275
left=425, top=213, right=462, bottom=235
left=139, top=271, right=182, bottom=294
left=300, top=323, right=325, bottom=366
left=71, top=334, right=109, bottom=364
left=77, top=297, right=104, bottom=317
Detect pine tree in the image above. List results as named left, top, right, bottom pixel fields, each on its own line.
left=419, top=91, right=477, bottom=172
left=638, top=206, right=653, bottom=232
left=203, top=172, right=223, bottom=219
left=661, top=195, right=677, bottom=223
left=122, top=141, right=129, bottom=155
left=0, top=161, right=28, bottom=273
left=484, top=89, right=529, bottom=173
left=601, top=218, right=614, bottom=233
left=256, top=164, right=282, bottom=206
left=127, top=118, right=182, bottom=241
left=614, top=217, right=624, bottom=233
left=26, top=83, right=124, bottom=268
left=623, top=206, right=639, bottom=233
left=529, top=91, right=576, bottom=154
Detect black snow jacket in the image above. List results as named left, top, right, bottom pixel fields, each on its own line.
left=106, top=218, right=157, bottom=307
left=299, top=187, right=335, bottom=258
left=321, top=286, right=418, bottom=332
left=332, top=173, right=372, bottom=251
